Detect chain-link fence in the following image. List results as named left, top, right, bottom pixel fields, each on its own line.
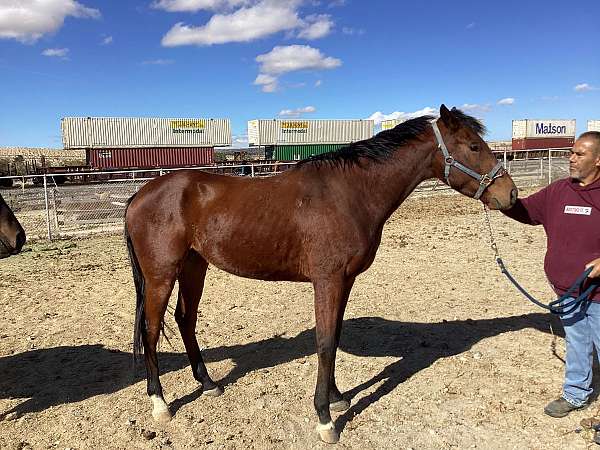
left=0, top=151, right=570, bottom=242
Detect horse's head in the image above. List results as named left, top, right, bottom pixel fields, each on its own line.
left=0, top=193, right=26, bottom=258
left=432, top=104, right=517, bottom=210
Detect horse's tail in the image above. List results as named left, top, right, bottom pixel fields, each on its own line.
left=124, top=194, right=145, bottom=362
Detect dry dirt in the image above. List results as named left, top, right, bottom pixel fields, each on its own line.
left=1, top=188, right=599, bottom=449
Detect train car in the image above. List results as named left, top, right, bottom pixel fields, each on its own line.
left=62, top=116, right=231, bottom=170
left=248, top=119, right=374, bottom=161
left=512, top=119, right=576, bottom=150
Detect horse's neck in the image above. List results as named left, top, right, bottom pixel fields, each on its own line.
left=345, top=139, right=437, bottom=225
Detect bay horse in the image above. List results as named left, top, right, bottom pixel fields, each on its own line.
left=124, top=104, right=518, bottom=443
left=0, top=192, right=26, bottom=259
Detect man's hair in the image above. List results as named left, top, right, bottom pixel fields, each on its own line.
left=579, top=131, right=600, bottom=156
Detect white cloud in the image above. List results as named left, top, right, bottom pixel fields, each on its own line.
left=497, top=97, right=515, bottom=105
left=297, top=14, right=333, bottom=40
left=0, top=0, right=100, bottom=43
left=315, top=79, right=322, bottom=87
left=254, top=73, right=278, bottom=92
left=367, top=107, right=437, bottom=125
left=42, top=47, right=69, bottom=58
left=232, top=133, right=249, bottom=145
left=160, top=0, right=334, bottom=46
left=460, top=103, right=492, bottom=113
left=161, top=0, right=302, bottom=46
left=574, top=83, right=598, bottom=92
left=254, top=45, right=341, bottom=93
left=341, top=26, right=364, bottom=35
left=466, top=22, right=475, bottom=29
left=142, top=59, right=175, bottom=65
left=152, top=0, right=249, bottom=12
left=256, top=45, right=341, bottom=75
left=278, top=106, right=316, bottom=117
left=101, top=35, right=113, bottom=45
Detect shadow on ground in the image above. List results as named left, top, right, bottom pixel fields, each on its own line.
left=1, top=312, right=562, bottom=426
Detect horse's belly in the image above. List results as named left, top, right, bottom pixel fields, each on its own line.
left=197, top=240, right=308, bottom=282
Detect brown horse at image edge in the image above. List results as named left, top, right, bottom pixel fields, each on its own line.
left=124, top=104, right=518, bottom=443
left=0, top=193, right=26, bottom=259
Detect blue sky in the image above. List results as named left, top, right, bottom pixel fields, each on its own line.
left=1, top=0, right=599, bottom=148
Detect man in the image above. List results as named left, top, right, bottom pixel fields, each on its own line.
left=502, top=131, right=600, bottom=417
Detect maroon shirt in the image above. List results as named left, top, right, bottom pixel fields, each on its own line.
left=502, top=177, right=600, bottom=301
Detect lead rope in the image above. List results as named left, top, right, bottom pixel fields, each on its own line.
left=482, top=205, right=597, bottom=316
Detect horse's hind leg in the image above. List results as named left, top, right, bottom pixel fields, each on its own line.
left=175, top=250, right=223, bottom=396
left=143, top=277, right=177, bottom=424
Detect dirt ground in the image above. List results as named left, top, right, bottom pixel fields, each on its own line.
left=1, top=188, right=599, bottom=449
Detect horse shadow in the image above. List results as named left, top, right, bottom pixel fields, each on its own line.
left=0, top=345, right=188, bottom=418
left=196, top=312, right=566, bottom=424
left=0, top=312, right=567, bottom=425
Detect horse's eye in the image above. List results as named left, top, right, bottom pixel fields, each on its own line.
left=470, top=143, right=480, bottom=152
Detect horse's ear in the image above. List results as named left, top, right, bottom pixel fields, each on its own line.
left=440, top=104, right=458, bottom=130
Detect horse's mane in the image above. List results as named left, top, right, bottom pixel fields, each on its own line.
left=295, top=109, right=485, bottom=169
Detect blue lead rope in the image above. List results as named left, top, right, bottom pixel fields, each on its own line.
left=496, top=259, right=598, bottom=316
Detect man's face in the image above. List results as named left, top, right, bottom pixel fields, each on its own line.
left=569, top=138, right=600, bottom=185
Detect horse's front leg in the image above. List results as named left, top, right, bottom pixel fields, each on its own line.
left=313, top=275, right=352, bottom=444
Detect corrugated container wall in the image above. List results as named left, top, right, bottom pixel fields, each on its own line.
left=248, top=119, right=374, bottom=146
left=511, top=138, right=574, bottom=150
left=588, top=120, right=600, bottom=132
left=62, top=117, right=231, bottom=148
left=381, top=119, right=405, bottom=131
left=512, top=119, right=576, bottom=139
left=268, top=144, right=347, bottom=161
left=87, top=147, right=214, bottom=169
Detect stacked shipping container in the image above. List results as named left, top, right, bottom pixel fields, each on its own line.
left=381, top=119, right=404, bottom=131
left=512, top=119, right=575, bottom=150
left=588, top=120, right=600, bottom=132
left=248, top=119, right=374, bottom=160
left=62, top=117, right=231, bottom=169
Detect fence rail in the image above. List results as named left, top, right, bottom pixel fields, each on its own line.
left=0, top=150, right=571, bottom=242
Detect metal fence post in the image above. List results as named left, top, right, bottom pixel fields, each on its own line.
left=43, top=174, right=52, bottom=241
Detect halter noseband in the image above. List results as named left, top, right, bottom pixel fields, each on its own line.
left=431, top=120, right=506, bottom=200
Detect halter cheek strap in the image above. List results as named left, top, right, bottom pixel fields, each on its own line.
left=431, top=120, right=506, bottom=200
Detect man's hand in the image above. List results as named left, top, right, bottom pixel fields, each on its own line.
left=585, top=258, right=600, bottom=278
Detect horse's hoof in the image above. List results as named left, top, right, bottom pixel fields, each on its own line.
left=330, top=399, right=350, bottom=412
left=316, top=422, right=339, bottom=444
left=203, top=385, right=224, bottom=397
left=152, top=409, right=172, bottom=425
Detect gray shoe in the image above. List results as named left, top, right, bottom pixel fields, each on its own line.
left=544, top=397, right=586, bottom=418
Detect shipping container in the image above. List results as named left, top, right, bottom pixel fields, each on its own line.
left=588, top=120, right=600, bottom=132
left=87, top=147, right=214, bottom=169
left=511, top=138, right=574, bottom=150
left=62, top=117, right=231, bottom=149
left=381, top=119, right=405, bottom=131
left=248, top=119, right=373, bottom=146
left=267, top=144, right=347, bottom=161
left=512, top=119, right=576, bottom=139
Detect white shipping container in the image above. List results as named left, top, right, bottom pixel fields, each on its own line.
left=247, top=119, right=374, bottom=146
left=512, top=119, right=576, bottom=139
left=381, top=119, right=405, bottom=131
left=588, top=120, right=600, bottom=132
left=62, top=117, right=231, bottom=149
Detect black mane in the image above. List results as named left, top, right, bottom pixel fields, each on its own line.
left=295, top=109, right=485, bottom=168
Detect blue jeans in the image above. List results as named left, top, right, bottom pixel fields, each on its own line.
left=561, top=299, right=600, bottom=407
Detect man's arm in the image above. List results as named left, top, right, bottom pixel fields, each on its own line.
left=500, top=199, right=537, bottom=225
